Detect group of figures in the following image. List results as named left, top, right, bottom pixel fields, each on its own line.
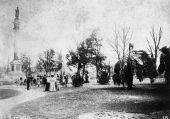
left=113, top=46, right=170, bottom=89
left=42, top=75, right=59, bottom=92
left=113, top=57, right=134, bottom=89
left=26, top=74, right=68, bottom=91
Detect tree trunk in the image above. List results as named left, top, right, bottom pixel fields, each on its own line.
left=77, top=63, right=81, bottom=74
left=96, top=60, right=99, bottom=81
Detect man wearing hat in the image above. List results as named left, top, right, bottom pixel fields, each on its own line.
left=26, top=76, right=31, bottom=90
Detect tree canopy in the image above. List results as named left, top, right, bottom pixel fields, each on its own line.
left=36, top=49, right=62, bottom=75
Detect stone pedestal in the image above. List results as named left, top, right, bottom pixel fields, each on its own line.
left=6, top=59, right=24, bottom=81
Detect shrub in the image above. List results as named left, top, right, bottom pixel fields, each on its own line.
left=72, top=73, right=84, bottom=87
left=98, top=71, right=110, bottom=85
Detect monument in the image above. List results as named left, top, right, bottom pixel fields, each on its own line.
left=10, top=7, right=22, bottom=73
left=8, top=7, right=24, bottom=81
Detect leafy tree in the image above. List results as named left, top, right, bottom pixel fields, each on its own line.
left=87, top=33, right=106, bottom=80
left=36, top=49, right=62, bottom=75
left=66, top=41, right=88, bottom=86
left=36, top=59, right=43, bottom=73
left=134, top=50, right=158, bottom=83
left=55, top=52, right=63, bottom=72
left=20, top=54, right=31, bottom=77
left=66, top=48, right=84, bottom=86
left=66, top=32, right=107, bottom=86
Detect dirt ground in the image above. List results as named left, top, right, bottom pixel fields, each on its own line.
left=9, top=81, right=170, bottom=119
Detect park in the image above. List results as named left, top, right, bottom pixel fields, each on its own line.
left=0, top=0, right=170, bottom=119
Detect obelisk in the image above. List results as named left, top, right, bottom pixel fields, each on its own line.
left=10, top=7, right=22, bottom=72
left=13, top=6, right=19, bottom=60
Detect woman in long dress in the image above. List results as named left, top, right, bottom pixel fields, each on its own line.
left=49, top=75, right=56, bottom=92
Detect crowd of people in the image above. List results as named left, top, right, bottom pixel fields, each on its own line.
left=42, top=75, right=60, bottom=92
left=17, top=74, right=69, bottom=91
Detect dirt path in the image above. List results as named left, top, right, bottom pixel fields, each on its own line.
left=0, top=85, right=45, bottom=119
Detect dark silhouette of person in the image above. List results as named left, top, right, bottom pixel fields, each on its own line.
left=33, top=78, right=36, bottom=85
left=26, top=76, right=31, bottom=90
left=84, top=71, right=89, bottom=83
left=42, top=75, right=46, bottom=86
left=20, top=77, right=23, bottom=85
left=125, top=57, right=134, bottom=89
left=44, top=75, right=50, bottom=91
left=158, top=46, right=170, bottom=85
left=113, top=61, right=122, bottom=85
left=64, top=75, right=68, bottom=87
left=59, top=74, right=63, bottom=84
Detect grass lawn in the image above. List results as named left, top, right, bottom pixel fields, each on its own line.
left=10, top=83, right=170, bottom=119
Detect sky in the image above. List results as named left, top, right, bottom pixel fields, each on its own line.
left=0, top=0, right=170, bottom=67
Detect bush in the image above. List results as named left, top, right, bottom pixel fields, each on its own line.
left=98, top=71, right=110, bottom=85
left=72, top=73, right=84, bottom=87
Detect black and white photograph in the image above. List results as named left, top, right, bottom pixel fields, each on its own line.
left=0, top=0, right=170, bottom=119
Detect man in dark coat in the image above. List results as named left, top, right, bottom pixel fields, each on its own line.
left=125, top=57, right=134, bottom=89
left=26, top=76, right=31, bottom=90
left=113, top=61, right=121, bottom=85
left=43, top=75, right=50, bottom=91
left=42, top=75, right=47, bottom=86
left=158, top=46, right=170, bottom=85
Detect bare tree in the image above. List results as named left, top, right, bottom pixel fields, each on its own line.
left=146, top=26, right=162, bottom=68
left=110, top=28, right=120, bottom=61
left=119, top=27, right=132, bottom=61
left=110, top=27, right=133, bottom=63
left=110, top=26, right=133, bottom=88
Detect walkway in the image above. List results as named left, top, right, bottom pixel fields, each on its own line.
left=0, top=85, right=45, bottom=119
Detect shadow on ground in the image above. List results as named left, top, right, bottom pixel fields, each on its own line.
left=89, top=84, right=170, bottom=114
